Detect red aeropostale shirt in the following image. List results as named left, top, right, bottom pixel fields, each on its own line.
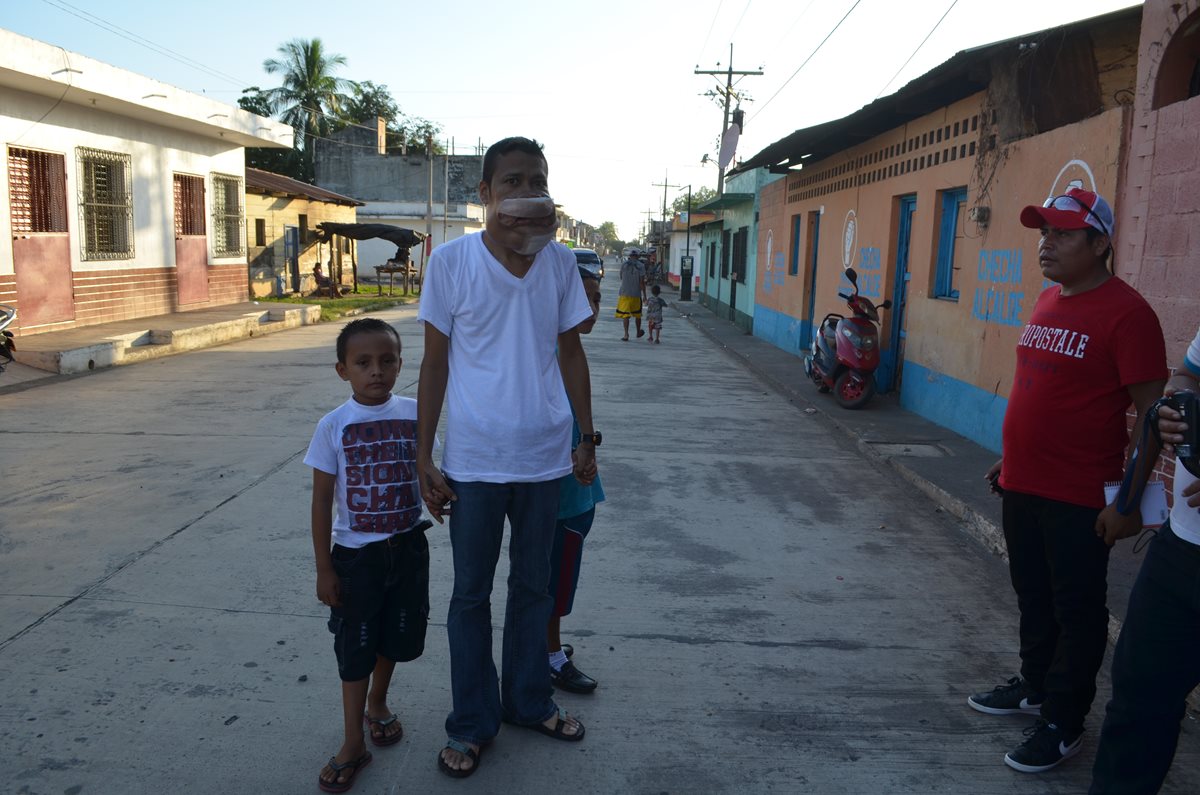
left=1001, top=277, right=1166, bottom=508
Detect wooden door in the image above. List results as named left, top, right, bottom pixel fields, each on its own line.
left=174, top=174, right=208, bottom=304
left=8, top=147, right=73, bottom=327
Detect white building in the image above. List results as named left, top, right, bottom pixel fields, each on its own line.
left=0, top=28, right=292, bottom=335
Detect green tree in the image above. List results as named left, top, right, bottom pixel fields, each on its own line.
left=595, top=221, right=623, bottom=255
left=342, top=80, right=400, bottom=126
left=262, top=38, right=352, bottom=182
left=385, top=117, right=445, bottom=155
left=671, top=185, right=717, bottom=214
left=238, top=86, right=303, bottom=178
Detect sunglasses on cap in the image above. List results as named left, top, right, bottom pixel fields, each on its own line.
left=1042, top=194, right=1112, bottom=239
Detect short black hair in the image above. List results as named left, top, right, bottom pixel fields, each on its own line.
left=652, top=284, right=661, bottom=295
left=577, top=265, right=600, bottom=283
left=1084, top=227, right=1114, bottom=270
left=482, top=137, right=546, bottom=185
left=336, top=317, right=401, bottom=363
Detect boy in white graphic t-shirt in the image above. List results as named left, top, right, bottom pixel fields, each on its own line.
left=1092, top=324, right=1200, bottom=793
left=305, top=318, right=430, bottom=794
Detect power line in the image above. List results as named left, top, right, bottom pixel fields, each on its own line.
left=694, top=0, right=727, bottom=66
left=748, top=0, right=864, bottom=123
left=875, top=0, right=961, bottom=98
left=729, top=0, right=754, bottom=41
left=763, top=0, right=819, bottom=65
left=38, top=0, right=251, bottom=88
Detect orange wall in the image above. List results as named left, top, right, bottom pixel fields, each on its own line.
left=757, top=94, right=1129, bottom=401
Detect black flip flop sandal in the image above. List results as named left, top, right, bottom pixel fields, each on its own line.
left=508, top=708, right=586, bottom=742
left=437, top=739, right=481, bottom=778
left=364, top=713, right=404, bottom=747
left=318, top=751, right=372, bottom=793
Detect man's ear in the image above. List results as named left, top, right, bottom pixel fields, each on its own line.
left=479, top=181, right=490, bottom=205
left=335, top=361, right=349, bottom=381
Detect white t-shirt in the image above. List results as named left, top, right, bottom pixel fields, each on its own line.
left=1171, top=326, right=1200, bottom=544
left=417, top=233, right=592, bottom=482
left=304, top=395, right=422, bottom=549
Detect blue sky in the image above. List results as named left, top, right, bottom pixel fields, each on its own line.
left=3, top=0, right=1139, bottom=241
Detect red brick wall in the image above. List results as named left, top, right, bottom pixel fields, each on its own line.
left=1118, top=0, right=1200, bottom=362
left=0, top=274, right=16, bottom=314
left=13, top=263, right=250, bottom=335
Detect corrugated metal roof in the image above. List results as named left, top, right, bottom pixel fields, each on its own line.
left=245, top=168, right=364, bottom=206
left=732, top=5, right=1141, bottom=175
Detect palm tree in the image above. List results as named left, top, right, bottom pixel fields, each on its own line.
left=263, top=38, right=352, bottom=182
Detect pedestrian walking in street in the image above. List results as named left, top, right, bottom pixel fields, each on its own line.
left=547, top=265, right=606, bottom=695
left=305, top=318, right=430, bottom=793
left=645, top=284, right=665, bottom=344
left=416, top=136, right=597, bottom=779
left=1091, top=322, right=1200, bottom=794
left=969, top=188, right=1167, bottom=774
left=616, top=250, right=646, bottom=340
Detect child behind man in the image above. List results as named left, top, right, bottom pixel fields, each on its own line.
left=305, top=317, right=431, bottom=793
left=645, top=284, right=666, bottom=344
left=547, top=266, right=606, bottom=693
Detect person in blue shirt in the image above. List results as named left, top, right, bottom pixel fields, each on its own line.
left=547, top=266, right=606, bottom=693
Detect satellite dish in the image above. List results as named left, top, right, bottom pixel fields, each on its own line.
left=718, top=122, right=740, bottom=169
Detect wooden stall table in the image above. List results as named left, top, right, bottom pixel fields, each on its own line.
left=374, top=262, right=419, bottom=295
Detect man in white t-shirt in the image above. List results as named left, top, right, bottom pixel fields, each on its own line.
left=416, top=137, right=597, bottom=779
left=1091, top=324, right=1200, bottom=793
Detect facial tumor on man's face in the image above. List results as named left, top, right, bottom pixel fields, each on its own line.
left=482, top=151, right=557, bottom=255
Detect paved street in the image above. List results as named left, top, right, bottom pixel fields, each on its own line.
left=2, top=290, right=1199, bottom=794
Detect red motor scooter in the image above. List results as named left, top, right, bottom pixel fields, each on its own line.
left=803, top=268, right=891, bottom=409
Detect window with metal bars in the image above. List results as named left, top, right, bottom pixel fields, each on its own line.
left=174, top=174, right=205, bottom=237
left=8, top=148, right=68, bottom=234
left=77, top=147, right=134, bottom=260
left=211, top=173, right=244, bottom=256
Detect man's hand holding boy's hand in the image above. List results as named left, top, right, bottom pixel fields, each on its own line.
left=316, top=567, right=341, bottom=607
left=417, top=458, right=457, bottom=524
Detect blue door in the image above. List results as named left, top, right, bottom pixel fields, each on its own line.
left=879, top=195, right=916, bottom=393
left=801, top=211, right=821, bottom=349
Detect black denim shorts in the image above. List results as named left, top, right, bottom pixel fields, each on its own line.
left=328, top=529, right=430, bottom=681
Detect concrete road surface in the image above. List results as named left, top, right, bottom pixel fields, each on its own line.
left=2, top=294, right=1198, bottom=794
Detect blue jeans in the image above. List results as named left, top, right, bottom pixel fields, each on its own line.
left=444, top=478, right=559, bottom=745
left=1091, top=521, right=1200, bottom=794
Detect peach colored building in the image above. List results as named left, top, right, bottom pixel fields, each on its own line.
left=1118, top=0, right=1200, bottom=361
left=742, top=7, right=1143, bottom=452
left=1116, top=0, right=1200, bottom=488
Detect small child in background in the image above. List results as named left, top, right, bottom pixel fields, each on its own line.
left=645, top=284, right=665, bottom=344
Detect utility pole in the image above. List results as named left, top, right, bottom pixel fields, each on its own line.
left=679, top=184, right=694, bottom=301
left=695, top=44, right=763, bottom=196
left=651, top=172, right=680, bottom=282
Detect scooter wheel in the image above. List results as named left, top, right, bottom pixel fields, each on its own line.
left=834, top=370, right=876, bottom=409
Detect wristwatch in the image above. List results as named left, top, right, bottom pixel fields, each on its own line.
left=578, top=431, right=602, bottom=446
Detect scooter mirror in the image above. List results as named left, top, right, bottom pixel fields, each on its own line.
left=844, top=267, right=858, bottom=286
left=881, top=299, right=893, bottom=309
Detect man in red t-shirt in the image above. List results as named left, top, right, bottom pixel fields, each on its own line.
left=967, top=188, right=1167, bottom=774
